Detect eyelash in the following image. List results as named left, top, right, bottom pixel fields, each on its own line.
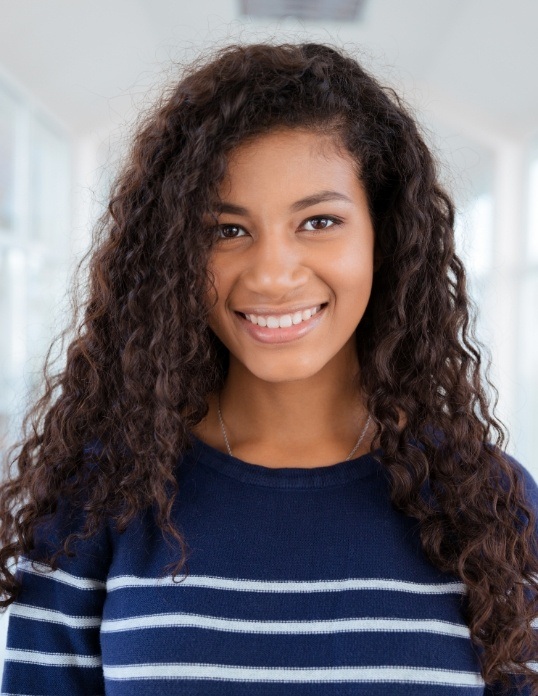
left=213, top=216, right=343, bottom=240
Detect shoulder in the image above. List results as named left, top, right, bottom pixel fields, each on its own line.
left=422, top=424, right=538, bottom=500
left=484, top=449, right=538, bottom=547
left=500, top=451, right=538, bottom=509
left=23, top=437, right=113, bottom=572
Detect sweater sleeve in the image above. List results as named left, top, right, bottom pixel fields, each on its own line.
left=1, top=503, right=111, bottom=695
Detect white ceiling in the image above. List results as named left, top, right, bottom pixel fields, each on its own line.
left=0, top=0, right=536, bottom=140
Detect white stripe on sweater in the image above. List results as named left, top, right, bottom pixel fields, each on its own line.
left=101, top=612, right=471, bottom=637
left=102, top=662, right=485, bottom=686
left=10, top=603, right=101, bottom=628
left=106, top=574, right=466, bottom=594
left=5, top=648, right=101, bottom=668
left=18, top=558, right=106, bottom=591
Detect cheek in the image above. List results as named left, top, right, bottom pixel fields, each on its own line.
left=205, top=308, right=229, bottom=349
left=327, top=245, right=374, bottom=301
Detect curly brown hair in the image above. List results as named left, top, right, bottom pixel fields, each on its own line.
left=1, top=41, right=537, bottom=693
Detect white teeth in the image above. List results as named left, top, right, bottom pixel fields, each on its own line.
left=245, top=305, right=322, bottom=328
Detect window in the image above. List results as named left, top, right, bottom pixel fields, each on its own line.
left=448, top=138, right=496, bottom=362
left=0, top=80, right=71, bottom=453
left=516, top=143, right=538, bottom=470
left=528, top=155, right=538, bottom=264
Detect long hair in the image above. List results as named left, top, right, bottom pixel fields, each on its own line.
left=0, top=42, right=537, bottom=693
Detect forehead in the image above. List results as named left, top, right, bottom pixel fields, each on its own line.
left=218, top=129, right=361, bottom=200
left=226, top=128, right=352, bottom=168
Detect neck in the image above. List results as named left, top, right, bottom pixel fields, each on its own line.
left=213, top=351, right=370, bottom=465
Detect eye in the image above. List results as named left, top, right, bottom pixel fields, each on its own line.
left=212, top=215, right=342, bottom=240
left=302, top=216, right=342, bottom=231
left=214, top=224, right=247, bottom=240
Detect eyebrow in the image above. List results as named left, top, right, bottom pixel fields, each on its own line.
left=212, top=190, right=353, bottom=216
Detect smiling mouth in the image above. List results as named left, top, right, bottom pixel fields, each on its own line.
left=233, top=302, right=329, bottom=344
left=235, top=302, right=329, bottom=322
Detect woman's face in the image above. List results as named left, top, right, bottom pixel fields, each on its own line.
left=204, top=128, right=376, bottom=384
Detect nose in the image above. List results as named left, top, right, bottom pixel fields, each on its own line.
left=241, top=229, right=310, bottom=296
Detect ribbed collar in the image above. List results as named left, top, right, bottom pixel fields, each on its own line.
left=185, top=432, right=384, bottom=489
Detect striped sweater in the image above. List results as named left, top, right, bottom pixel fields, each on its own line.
left=2, top=433, right=537, bottom=695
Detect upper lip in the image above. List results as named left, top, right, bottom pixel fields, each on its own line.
left=235, top=302, right=327, bottom=317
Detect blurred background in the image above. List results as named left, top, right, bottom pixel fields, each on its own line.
left=0, top=0, right=536, bottom=641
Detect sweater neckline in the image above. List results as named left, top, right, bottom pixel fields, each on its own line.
left=185, top=432, right=383, bottom=489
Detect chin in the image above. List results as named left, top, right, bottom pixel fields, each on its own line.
left=239, top=358, right=326, bottom=384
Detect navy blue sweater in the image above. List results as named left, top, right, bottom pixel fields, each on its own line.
left=2, top=434, right=537, bottom=695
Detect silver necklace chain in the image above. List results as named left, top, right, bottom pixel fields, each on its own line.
left=217, top=391, right=371, bottom=462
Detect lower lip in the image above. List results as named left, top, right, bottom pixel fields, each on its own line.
left=234, top=305, right=328, bottom=344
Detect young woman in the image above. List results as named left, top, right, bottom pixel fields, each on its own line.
left=0, top=42, right=537, bottom=696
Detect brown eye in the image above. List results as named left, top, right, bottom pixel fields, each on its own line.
left=216, top=224, right=246, bottom=239
left=303, top=216, right=341, bottom=231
